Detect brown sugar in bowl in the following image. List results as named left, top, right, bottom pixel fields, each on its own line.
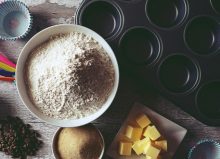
left=52, top=124, right=104, bottom=159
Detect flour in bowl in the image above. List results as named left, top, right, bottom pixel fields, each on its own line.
left=25, top=32, right=115, bottom=119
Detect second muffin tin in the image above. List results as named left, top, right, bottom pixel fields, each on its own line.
left=75, top=0, right=220, bottom=126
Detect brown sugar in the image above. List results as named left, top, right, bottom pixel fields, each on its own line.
left=57, top=125, right=103, bottom=159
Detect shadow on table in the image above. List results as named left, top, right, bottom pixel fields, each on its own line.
left=173, top=133, right=192, bottom=159
left=0, top=98, right=14, bottom=117
left=22, top=13, right=54, bottom=41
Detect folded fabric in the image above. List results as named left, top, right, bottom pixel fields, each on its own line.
left=0, top=53, right=16, bottom=68
left=0, top=62, right=16, bottom=72
left=0, top=69, right=15, bottom=77
left=0, top=76, right=15, bottom=82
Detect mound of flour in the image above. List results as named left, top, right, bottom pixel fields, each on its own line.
left=25, top=32, right=115, bottom=119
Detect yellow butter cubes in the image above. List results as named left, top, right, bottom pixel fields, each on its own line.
left=118, top=113, right=168, bottom=159
left=132, top=137, right=150, bottom=155
left=144, top=143, right=161, bottom=159
left=155, top=140, right=167, bottom=151
left=125, top=125, right=142, bottom=141
left=132, top=142, right=144, bottom=155
left=143, top=125, right=161, bottom=141
left=119, top=142, right=132, bottom=156
left=146, top=156, right=152, bottom=159
left=136, top=114, right=151, bottom=128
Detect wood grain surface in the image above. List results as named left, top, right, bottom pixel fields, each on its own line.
left=0, top=1, right=220, bottom=159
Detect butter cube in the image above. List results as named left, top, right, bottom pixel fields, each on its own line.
left=132, top=137, right=150, bottom=155
left=143, top=125, right=161, bottom=141
left=119, top=142, right=132, bottom=156
left=144, top=143, right=160, bottom=159
left=143, top=142, right=150, bottom=154
left=155, top=140, right=167, bottom=151
left=136, top=114, right=151, bottom=128
left=132, top=142, right=144, bottom=155
left=125, top=125, right=142, bottom=141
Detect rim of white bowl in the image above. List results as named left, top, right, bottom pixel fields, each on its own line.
left=16, top=24, right=119, bottom=127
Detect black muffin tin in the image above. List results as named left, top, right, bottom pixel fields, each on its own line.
left=75, top=0, right=220, bottom=126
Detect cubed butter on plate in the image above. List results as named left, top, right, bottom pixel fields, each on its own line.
left=155, top=140, right=167, bottom=151
left=136, top=114, right=151, bottom=128
left=144, top=143, right=160, bottom=159
left=146, top=156, right=152, bottom=159
left=119, top=142, right=132, bottom=156
left=143, top=125, right=161, bottom=141
left=125, top=125, right=143, bottom=141
left=132, top=137, right=150, bottom=155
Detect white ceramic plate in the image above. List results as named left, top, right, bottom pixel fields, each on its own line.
left=107, top=102, right=187, bottom=159
left=16, top=24, right=119, bottom=127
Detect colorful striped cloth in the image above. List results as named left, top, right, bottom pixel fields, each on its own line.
left=0, top=53, right=16, bottom=82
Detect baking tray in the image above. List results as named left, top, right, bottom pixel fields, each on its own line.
left=75, top=0, right=220, bottom=126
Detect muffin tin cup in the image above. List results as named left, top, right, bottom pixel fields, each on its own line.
left=158, top=54, right=201, bottom=94
left=210, top=0, right=220, bottom=15
left=75, top=0, right=124, bottom=41
left=184, top=16, right=220, bottom=56
left=119, top=27, right=162, bottom=66
left=118, top=0, right=142, bottom=3
left=196, top=81, right=220, bottom=122
left=0, top=0, right=32, bottom=40
left=145, top=0, right=189, bottom=29
left=188, top=139, right=220, bottom=159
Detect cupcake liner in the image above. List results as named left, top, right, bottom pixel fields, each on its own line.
left=0, top=0, right=32, bottom=40
left=188, top=139, right=220, bottom=159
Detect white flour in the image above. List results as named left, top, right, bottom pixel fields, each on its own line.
left=25, top=32, right=115, bottom=119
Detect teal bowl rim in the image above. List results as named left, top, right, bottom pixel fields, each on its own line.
left=0, top=0, right=32, bottom=41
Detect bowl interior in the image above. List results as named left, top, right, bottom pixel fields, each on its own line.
left=184, top=16, right=220, bottom=55
left=16, top=24, right=119, bottom=127
left=196, top=81, right=220, bottom=119
left=79, top=0, right=123, bottom=40
left=119, top=27, right=162, bottom=65
left=52, top=125, right=105, bottom=159
left=158, top=54, right=200, bottom=93
left=146, top=0, right=188, bottom=28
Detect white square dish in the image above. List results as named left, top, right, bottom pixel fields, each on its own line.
left=107, top=102, right=187, bottom=159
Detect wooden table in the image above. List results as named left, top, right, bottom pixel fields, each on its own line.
left=0, top=0, right=220, bottom=158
